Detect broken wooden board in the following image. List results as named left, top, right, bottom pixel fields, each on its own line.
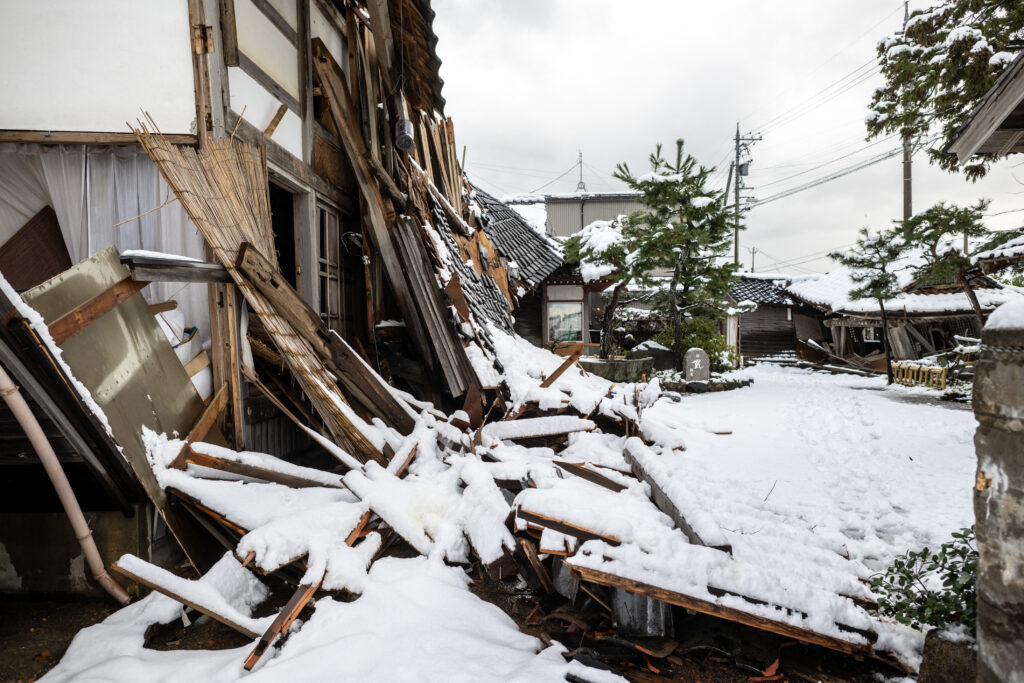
left=113, top=555, right=270, bottom=639
left=515, top=508, right=621, bottom=547
left=182, top=447, right=344, bottom=490
left=482, top=416, right=595, bottom=442
left=623, top=439, right=732, bottom=554
left=169, top=383, right=230, bottom=469
left=568, top=563, right=875, bottom=658
left=553, top=461, right=627, bottom=493
left=244, top=577, right=322, bottom=670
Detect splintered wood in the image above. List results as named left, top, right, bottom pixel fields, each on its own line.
left=132, top=123, right=382, bottom=465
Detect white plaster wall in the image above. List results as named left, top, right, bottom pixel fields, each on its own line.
left=311, top=2, right=346, bottom=70
left=0, top=0, right=195, bottom=134
left=228, top=67, right=303, bottom=160
left=235, top=0, right=300, bottom=100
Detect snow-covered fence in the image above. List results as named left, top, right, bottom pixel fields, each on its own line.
left=891, top=362, right=947, bottom=390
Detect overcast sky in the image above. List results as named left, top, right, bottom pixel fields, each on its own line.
left=431, top=0, right=1023, bottom=275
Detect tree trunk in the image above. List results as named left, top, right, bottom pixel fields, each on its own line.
left=599, top=281, right=626, bottom=359
left=669, top=255, right=684, bottom=371
left=878, top=297, right=894, bottom=385
left=960, top=271, right=985, bottom=333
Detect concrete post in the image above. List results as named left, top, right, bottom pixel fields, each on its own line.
left=973, top=314, right=1024, bottom=682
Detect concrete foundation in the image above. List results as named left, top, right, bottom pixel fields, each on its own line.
left=0, top=505, right=151, bottom=597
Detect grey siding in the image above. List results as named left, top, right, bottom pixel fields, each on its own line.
left=546, top=198, right=643, bottom=237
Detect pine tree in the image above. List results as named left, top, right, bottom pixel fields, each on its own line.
left=830, top=228, right=909, bottom=384
left=867, top=1, right=1024, bottom=180
left=615, top=140, right=737, bottom=371
left=898, top=200, right=991, bottom=329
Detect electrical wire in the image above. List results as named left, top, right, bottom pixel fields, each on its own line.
left=751, top=146, right=904, bottom=207
left=528, top=161, right=583, bottom=194
left=754, top=134, right=900, bottom=190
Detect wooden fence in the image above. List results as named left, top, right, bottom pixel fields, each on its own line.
left=891, top=362, right=947, bottom=390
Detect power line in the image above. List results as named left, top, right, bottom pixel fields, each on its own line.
left=528, top=161, right=582, bottom=194
left=754, top=134, right=900, bottom=190
left=751, top=146, right=904, bottom=207
left=757, top=64, right=882, bottom=136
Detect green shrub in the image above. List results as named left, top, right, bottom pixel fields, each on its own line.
left=653, top=317, right=730, bottom=373
left=870, top=527, right=977, bottom=633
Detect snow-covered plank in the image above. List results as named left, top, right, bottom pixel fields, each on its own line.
left=568, top=562, right=875, bottom=658
left=183, top=441, right=344, bottom=489
left=113, top=554, right=273, bottom=639
left=623, top=438, right=732, bottom=554
left=482, top=415, right=595, bottom=442
left=552, top=460, right=627, bottom=492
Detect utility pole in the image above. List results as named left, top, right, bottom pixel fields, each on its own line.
left=733, top=123, right=761, bottom=265
left=902, top=0, right=913, bottom=221
left=749, top=246, right=758, bottom=271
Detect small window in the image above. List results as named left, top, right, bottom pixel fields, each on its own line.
left=317, top=203, right=341, bottom=332
left=863, top=327, right=880, bottom=342
left=548, top=301, right=583, bottom=342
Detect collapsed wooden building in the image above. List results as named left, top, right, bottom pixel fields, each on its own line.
left=782, top=254, right=1022, bottom=371
left=0, top=1, right=933, bottom=678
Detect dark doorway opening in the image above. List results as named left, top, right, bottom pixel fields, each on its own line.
left=270, top=182, right=296, bottom=287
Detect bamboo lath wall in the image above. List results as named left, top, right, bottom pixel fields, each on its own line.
left=132, top=122, right=382, bottom=464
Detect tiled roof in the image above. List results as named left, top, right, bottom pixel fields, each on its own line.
left=730, top=277, right=792, bottom=305
left=472, top=186, right=563, bottom=288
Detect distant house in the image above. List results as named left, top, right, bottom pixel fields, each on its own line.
left=784, top=252, right=1022, bottom=368
left=729, top=274, right=825, bottom=360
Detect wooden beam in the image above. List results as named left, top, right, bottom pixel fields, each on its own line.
left=219, top=0, right=239, bottom=66
left=184, top=350, right=211, bottom=378
left=0, top=131, right=196, bottom=145
left=552, top=461, right=626, bottom=493
left=112, top=560, right=261, bottom=638
left=183, top=448, right=342, bottom=489
left=225, top=285, right=244, bottom=449
left=568, top=563, right=874, bottom=657
left=540, top=348, right=583, bottom=388
left=237, top=52, right=301, bottom=113
left=365, top=0, right=395, bottom=84
left=250, top=0, right=297, bottom=45
left=47, top=276, right=149, bottom=346
left=187, top=0, right=214, bottom=145
left=263, top=104, right=289, bottom=137
left=516, top=509, right=621, bottom=546
left=169, top=382, right=231, bottom=470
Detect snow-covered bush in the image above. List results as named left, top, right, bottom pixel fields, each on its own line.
left=871, top=527, right=977, bottom=634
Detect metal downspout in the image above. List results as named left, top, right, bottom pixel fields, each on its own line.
left=0, top=363, right=130, bottom=605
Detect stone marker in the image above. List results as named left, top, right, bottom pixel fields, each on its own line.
left=684, top=347, right=710, bottom=383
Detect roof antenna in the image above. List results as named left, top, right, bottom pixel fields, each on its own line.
left=575, top=150, right=587, bottom=192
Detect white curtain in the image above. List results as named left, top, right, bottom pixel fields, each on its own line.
left=0, top=144, right=209, bottom=347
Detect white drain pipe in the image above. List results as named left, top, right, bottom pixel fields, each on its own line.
left=0, top=362, right=130, bottom=605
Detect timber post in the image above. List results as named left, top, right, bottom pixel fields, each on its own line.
left=973, top=313, right=1024, bottom=681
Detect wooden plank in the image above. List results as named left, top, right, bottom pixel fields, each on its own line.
left=568, top=563, right=874, bottom=657
left=112, top=561, right=261, bottom=639
left=124, top=256, right=233, bottom=284
left=0, top=206, right=72, bottom=290
left=183, top=448, right=342, bottom=489
left=540, top=348, right=583, bottom=388
left=365, top=0, right=395, bottom=83
left=168, top=487, right=248, bottom=535
left=47, top=276, right=149, bottom=346
left=148, top=300, right=179, bottom=315
left=263, top=104, right=289, bottom=137
left=517, top=538, right=553, bottom=593
left=244, top=578, right=321, bottom=670
left=235, top=242, right=415, bottom=436
left=169, top=383, right=231, bottom=470
left=553, top=461, right=626, bottom=493
left=516, top=509, right=621, bottom=546
left=225, top=285, right=244, bottom=449
left=184, top=350, right=211, bottom=378
left=623, top=443, right=732, bottom=555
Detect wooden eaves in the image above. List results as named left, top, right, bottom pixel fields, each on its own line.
left=946, top=50, right=1024, bottom=162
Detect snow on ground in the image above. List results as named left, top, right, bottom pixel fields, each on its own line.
left=646, top=364, right=977, bottom=570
